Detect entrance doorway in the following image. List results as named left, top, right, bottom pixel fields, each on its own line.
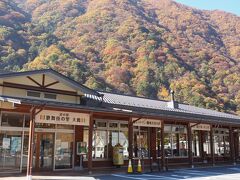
left=34, top=133, right=54, bottom=171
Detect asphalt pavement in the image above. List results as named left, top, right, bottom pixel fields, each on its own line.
left=1, top=165, right=240, bottom=180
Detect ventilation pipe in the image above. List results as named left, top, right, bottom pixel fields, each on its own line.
left=167, top=90, right=179, bottom=109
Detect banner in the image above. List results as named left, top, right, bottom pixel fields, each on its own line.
left=133, top=118, right=161, bottom=127
left=190, top=123, right=210, bottom=131
left=35, top=110, right=90, bottom=126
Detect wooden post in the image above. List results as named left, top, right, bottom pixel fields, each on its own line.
left=150, top=127, right=157, bottom=161
left=128, top=117, right=133, bottom=160
left=187, top=123, right=193, bottom=168
left=229, top=126, right=236, bottom=165
left=210, top=125, right=215, bottom=166
left=88, top=112, right=93, bottom=174
left=26, top=107, right=36, bottom=180
left=200, top=131, right=204, bottom=160
left=161, top=120, right=165, bottom=171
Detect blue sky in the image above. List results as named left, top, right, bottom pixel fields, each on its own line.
left=174, top=0, right=240, bottom=16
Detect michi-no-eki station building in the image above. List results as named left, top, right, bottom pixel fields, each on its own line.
left=1, top=69, right=240, bottom=179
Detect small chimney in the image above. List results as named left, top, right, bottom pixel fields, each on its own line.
left=167, top=90, right=179, bottom=109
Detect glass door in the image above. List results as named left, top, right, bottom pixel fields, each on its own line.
left=0, top=131, right=22, bottom=172
left=55, top=133, right=73, bottom=169
left=34, top=133, right=54, bottom=171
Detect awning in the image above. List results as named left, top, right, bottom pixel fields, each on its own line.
left=0, top=96, right=21, bottom=109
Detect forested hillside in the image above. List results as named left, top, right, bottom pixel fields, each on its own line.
left=1, top=0, right=240, bottom=114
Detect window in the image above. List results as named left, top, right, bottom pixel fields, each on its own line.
left=192, top=131, right=201, bottom=157
left=203, top=131, right=211, bottom=155
left=164, top=124, right=188, bottom=157
left=44, top=93, right=57, bottom=100
left=26, top=91, right=57, bottom=100
left=84, top=120, right=129, bottom=160
left=133, top=127, right=149, bottom=158
left=93, top=130, right=107, bottom=159
left=156, top=128, right=161, bottom=157
left=213, top=128, right=230, bottom=156
left=1, top=113, right=24, bottom=127
left=55, top=133, right=73, bottom=169
left=27, top=91, right=41, bottom=98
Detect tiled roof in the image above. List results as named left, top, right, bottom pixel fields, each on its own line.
left=85, top=92, right=240, bottom=122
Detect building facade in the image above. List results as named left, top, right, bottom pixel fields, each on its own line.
left=0, top=69, right=240, bottom=175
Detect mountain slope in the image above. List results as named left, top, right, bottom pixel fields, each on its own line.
left=1, top=0, right=240, bottom=114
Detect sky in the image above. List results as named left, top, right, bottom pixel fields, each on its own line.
left=174, top=0, right=240, bottom=16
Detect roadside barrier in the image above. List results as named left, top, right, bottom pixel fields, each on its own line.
left=127, top=159, right=133, bottom=173
left=137, top=159, right=142, bottom=173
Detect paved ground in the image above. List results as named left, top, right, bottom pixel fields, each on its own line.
left=2, top=165, right=240, bottom=180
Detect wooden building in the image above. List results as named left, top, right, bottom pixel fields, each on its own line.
left=0, top=69, right=240, bottom=179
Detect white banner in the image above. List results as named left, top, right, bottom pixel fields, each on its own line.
left=35, top=110, right=90, bottom=126
left=190, top=123, right=210, bottom=131
left=133, top=118, right=161, bottom=127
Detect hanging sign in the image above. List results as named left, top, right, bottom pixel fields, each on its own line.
left=133, top=118, right=161, bottom=127
left=35, top=110, right=90, bottom=126
left=190, top=123, right=210, bottom=131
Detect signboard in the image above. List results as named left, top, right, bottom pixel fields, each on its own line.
left=76, top=142, right=87, bottom=155
left=133, top=118, right=161, bottom=127
left=35, top=110, right=90, bottom=126
left=3, top=138, right=10, bottom=149
left=190, top=123, right=210, bottom=131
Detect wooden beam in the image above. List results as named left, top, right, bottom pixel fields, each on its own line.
left=2, top=82, right=78, bottom=96
left=42, top=74, right=45, bottom=87
left=27, top=76, right=42, bottom=87
left=128, top=117, right=133, bottom=160
left=210, top=124, right=215, bottom=166
left=88, top=112, right=93, bottom=174
left=27, top=107, right=36, bottom=180
left=35, top=104, right=46, bottom=115
left=229, top=126, right=236, bottom=165
left=187, top=123, right=193, bottom=168
left=150, top=127, right=157, bottom=161
left=132, top=117, right=142, bottom=123
left=44, top=81, right=59, bottom=88
left=161, top=120, right=165, bottom=171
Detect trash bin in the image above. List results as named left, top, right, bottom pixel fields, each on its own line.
left=113, top=143, right=124, bottom=166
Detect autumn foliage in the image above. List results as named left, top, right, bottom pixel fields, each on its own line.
left=1, top=0, right=240, bottom=114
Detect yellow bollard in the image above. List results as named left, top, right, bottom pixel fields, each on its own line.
left=137, top=159, right=142, bottom=173
left=127, top=159, right=133, bottom=173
